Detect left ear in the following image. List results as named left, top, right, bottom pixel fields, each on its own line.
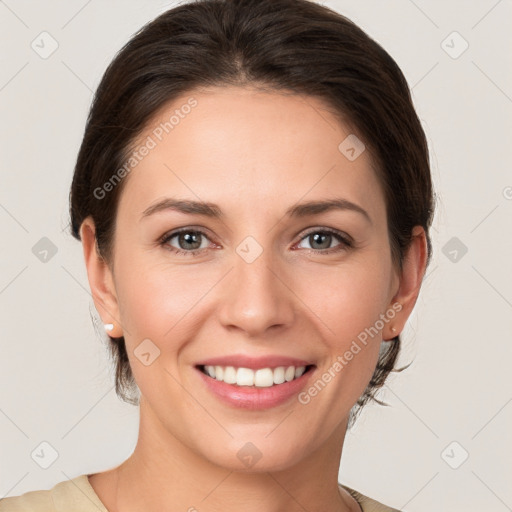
left=385, top=225, right=428, bottom=340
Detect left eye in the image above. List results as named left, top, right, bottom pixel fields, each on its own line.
left=296, top=229, right=352, bottom=252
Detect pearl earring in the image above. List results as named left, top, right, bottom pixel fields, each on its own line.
left=104, top=323, right=114, bottom=332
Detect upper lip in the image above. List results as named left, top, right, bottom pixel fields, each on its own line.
left=195, top=354, right=315, bottom=370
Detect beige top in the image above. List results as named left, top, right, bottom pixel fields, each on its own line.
left=0, top=474, right=401, bottom=512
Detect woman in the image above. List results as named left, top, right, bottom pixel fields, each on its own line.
left=0, top=0, right=433, bottom=510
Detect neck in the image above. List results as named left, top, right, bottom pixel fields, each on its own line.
left=106, top=399, right=358, bottom=512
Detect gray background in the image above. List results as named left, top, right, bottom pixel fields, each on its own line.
left=1, top=1, right=511, bottom=510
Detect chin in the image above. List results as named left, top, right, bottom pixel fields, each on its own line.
left=200, top=436, right=310, bottom=474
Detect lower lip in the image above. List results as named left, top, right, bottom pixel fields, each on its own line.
left=195, top=366, right=316, bottom=410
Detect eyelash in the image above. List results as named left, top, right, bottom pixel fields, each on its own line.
left=158, top=227, right=353, bottom=257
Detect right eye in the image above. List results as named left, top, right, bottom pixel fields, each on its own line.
left=159, top=228, right=213, bottom=257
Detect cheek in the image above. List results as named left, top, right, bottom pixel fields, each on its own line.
left=292, top=255, right=392, bottom=400
left=112, top=263, right=200, bottom=392
left=294, top=254, right=393, bottom=341
left=114, top=253, right=219, bottom=347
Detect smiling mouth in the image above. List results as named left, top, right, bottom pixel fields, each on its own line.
left=196, top=364, right=316, bottom=388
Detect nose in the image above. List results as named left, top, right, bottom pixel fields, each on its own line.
left=217, top=244, right=296, bottom=337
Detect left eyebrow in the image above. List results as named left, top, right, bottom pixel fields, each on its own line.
left=285, top=198, right=372, bottom=225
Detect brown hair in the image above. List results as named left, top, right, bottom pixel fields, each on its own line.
left=69, top=0, right=435, bottom=426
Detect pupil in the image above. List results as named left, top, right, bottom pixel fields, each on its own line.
left=311, top=232, right=330, bottom=249
left=181, top=232, right=201, bottom=250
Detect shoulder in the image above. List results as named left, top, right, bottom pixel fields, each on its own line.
left=339, top=483, right=403, bottom=512
left=0, top=475, right=108, bottom=512
left=0, top=486, right=53, bottom=512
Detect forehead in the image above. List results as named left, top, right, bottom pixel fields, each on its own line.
left=118, top=85, right=385, bottom=222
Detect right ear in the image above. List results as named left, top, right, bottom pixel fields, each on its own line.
left=80, top=216, right=123, bottom=338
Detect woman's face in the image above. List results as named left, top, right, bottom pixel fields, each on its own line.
left=94, top=85, right=403, bottom=471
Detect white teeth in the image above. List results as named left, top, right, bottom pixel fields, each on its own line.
left=202, top=365, right=308, bottom=387
left=254, top=368, right=274, bottom=387
left=223, top=366, right=237, bottom=384
left=273, top=366, right=285, bottom=384
left=236, top=367, right=254, bottom=386
left=285, top=366, right=296, bottom=382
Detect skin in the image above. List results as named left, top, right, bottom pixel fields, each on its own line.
left=80, top=85, right=427, bottom=512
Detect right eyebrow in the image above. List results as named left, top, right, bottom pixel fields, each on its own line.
left=141, top=198, right=223, bottom=220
